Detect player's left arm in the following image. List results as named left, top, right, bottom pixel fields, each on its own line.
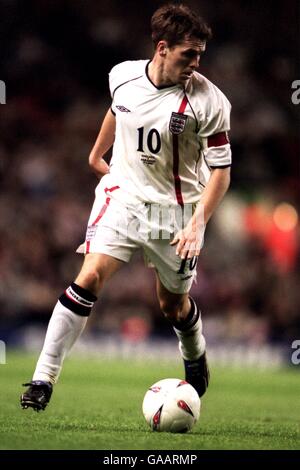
left=89, top=107, right=116, bottom=178
left=171, top=166, right=230, bottom=259
left=171, top=83, right=232, bottom=259
left=197, top=166, right=231, bottom=224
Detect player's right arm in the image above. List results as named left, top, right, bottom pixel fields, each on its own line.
left=89, top=108, right=116, bottom=178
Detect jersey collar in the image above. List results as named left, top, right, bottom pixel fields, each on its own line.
left=145, top=60, right=184, bottom=92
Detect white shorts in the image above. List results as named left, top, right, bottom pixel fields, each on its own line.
left=77, top=175, right=200, bottom=294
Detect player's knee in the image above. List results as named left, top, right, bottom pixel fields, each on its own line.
left=78, top=269, right=105, bottom=294
left=159, top=298, right=185, bottom=323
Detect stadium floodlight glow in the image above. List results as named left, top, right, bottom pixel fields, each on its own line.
left=273, top=203, right=298, bottom=232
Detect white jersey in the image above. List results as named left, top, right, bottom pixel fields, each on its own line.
left=107, top=59, right=231, bottom=206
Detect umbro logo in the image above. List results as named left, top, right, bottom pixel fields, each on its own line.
left=116, top=105, right=131, bottom=113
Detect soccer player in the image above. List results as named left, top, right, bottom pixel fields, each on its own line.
left=21, top=3, right=231, bottom=411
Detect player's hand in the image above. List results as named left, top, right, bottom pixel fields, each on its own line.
left=170, top=220, right=204, bottom=259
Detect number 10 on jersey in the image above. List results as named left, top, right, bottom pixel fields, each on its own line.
left=137, top=127, right=162, bottom=154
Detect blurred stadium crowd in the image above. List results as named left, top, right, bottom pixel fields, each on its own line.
left=1, top=0, right=299, bottom=350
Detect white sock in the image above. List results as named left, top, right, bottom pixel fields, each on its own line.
left=173, top=299, right=206, bottom=361
left=32, top=301, right=88, bottom=384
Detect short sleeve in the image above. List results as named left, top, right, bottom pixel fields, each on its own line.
left=108, top=64, right=120, bottom=99
left=108, top=60, right=145, bottom=115
left=198, top=85, right=232, bottom=168
left=108, top=64, right=120, bottom=114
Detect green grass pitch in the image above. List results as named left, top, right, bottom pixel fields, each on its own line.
left=0, top=351, right=299, bottom=450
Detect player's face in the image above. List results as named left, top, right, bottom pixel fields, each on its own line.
left=164, top=38, right=205, bottom=85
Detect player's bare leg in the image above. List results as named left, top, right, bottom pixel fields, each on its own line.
left=20, top=253, right=123, bottom=411
left=75, top=252, right=123, bottom=294
left=156, top=275, right=209, bottom=397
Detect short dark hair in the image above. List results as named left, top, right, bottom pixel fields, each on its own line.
left=151, top=3, right=212, bottom=48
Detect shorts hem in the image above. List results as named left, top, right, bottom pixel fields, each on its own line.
left=156, top=271, right=193, bottom=295
left=77, top=243, right=130, bottom=263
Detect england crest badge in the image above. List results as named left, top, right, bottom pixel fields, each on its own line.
left=169, top=112, right=188, bottom=135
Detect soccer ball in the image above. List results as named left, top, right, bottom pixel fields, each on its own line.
left=142, top=378, right=200, bottom=433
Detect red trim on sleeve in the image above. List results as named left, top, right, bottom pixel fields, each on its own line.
left=207, top=132, right=229, bottom=148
